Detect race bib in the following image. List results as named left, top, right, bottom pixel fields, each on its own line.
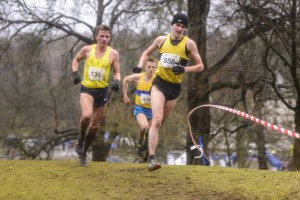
left=88, top=67, right=105, bottom=81
left=141, top=93, right=151, bottom=104
left=160, top=53, right=180, bottom=68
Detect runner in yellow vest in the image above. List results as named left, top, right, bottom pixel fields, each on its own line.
left=134, top=13, right=205, bottom=171
left=71, top=25, right=121, bottom=166
left=123, top=58, right=156, bottom=162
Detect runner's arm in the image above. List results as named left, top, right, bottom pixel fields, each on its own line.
left=123, top=74, right=141, bottom=105
left=137, top=36, right=165, bottom=68
left=71, top=45, right=90, bottom=72
left=111, top=49, right=121, bottom=82
left=184, top=39, right=204, bottom=73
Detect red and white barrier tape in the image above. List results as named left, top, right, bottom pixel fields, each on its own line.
left=188, top=104, right=300, bottom=160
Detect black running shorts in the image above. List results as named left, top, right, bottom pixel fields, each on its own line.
left=80, top=85, right=108, bottom=107
left=152, top=76, right=181, bottom=100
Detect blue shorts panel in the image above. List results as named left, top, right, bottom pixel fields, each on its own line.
left=134, top=105, right=152, bottom=120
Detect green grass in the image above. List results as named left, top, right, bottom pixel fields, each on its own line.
left=0, top=160, right=299, bottom=200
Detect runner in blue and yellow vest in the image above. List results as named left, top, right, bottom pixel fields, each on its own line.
left=71, top=24, right=121, bottom=167
left=123, top=58, right=156, bottom=162
left=134, top=13, right=205, bottom=171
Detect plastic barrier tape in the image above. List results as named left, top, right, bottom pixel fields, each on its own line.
left=188, top=104, right=299, bottom=161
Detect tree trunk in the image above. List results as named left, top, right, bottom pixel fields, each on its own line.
left=91, top=117, right=111, bottom=162
left=92, top=130, right=111, bottom=162
left=290, top=0, right=300, bottom=171
left=186, top=0, right=210, bottom=165
left=252, top=100, right=268, bottom=169
left=255, top=126, right=268, bottom=170
left=291, top=104, right=300, bottom=170
left=236, top=130, right=248, bottom=168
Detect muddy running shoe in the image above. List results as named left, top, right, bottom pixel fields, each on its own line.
left=148, top=159, right=161, bottom=171
left=79, top=154, right=87, bottom=166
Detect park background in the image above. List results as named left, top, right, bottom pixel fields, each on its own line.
left=1, top=0, right=300, bottom=171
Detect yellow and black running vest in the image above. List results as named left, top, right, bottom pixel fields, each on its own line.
left=156, top=34, right=189, bottom=84
left=135, top=73, right=155, bottom=109
left=82, top=45, right=112, bottom=88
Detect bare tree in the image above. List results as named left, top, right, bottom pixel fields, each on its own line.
left=235, top=0, right=300, bottom=170
left=187, top=0, right=265, bottom=165
left=185, top=0, right=293, bottom=170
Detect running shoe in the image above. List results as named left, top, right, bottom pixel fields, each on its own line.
left=148, top=159, right=161, bottom=171
left=79, top=154, right=87, bottom=166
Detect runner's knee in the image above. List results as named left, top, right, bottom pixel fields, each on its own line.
left=140, top=123, right=149, bottom=132
left=152, top=116, right=163, bottom=129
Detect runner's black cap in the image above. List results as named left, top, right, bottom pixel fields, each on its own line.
left=171, top=13, right=189, bottom=27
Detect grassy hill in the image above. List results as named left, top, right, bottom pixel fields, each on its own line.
left=0, top=160, right=299, bottom=200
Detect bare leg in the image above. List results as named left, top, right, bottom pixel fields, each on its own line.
left=79, top=105, right=106, bottom=167
left=75, top=93, right=94, bottom=155
left=136, top=113, right=149, bottom=145
left=148, top=86, right=165, bottom=156
left=148, top=86, right=178, bottom=156
left=82, top=106, right=106, bottom=155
